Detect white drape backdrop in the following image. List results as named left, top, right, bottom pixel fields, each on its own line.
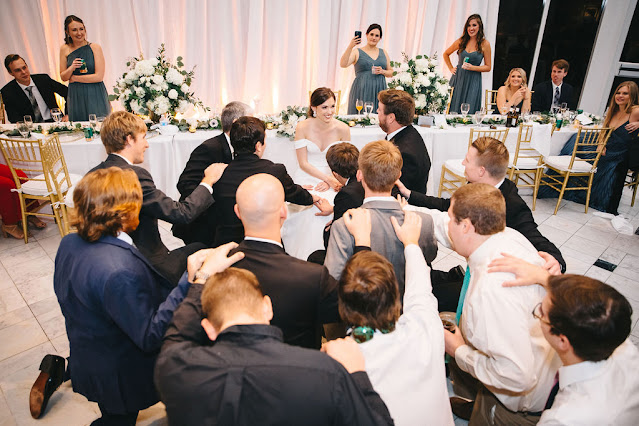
left=1, top=0, right=498, bottom=113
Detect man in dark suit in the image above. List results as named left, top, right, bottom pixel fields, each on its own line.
left=89, top=111, right=226, bottom=285
left=212, top=116, right=328, bottom=245
left=174, top=101, right=252, bottom=244
left=531, top=59, right=576, bottom=112
left=377, top=89, right=430, bottom=193
left=2, top=54, right=68, bottom=123
left=398, top=136, right=565, bottom=274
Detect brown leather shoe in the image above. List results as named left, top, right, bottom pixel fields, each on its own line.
left=29, top=355, right=65, bottom=418
left=450, top=396, right=474, bottom=420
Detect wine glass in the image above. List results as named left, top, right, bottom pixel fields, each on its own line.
left=97, top=115, right=106, bottom=131
left=364, top=101, right=373, bottom=115
left=550, top=105, right=559, bottom=117
left=24, top=115, right=33, bottom=131
left=522, top=111, right=532, bottom=125
left=51, top=108, right=62, bottom=124
left=460, top=103, right=470, bottom=117
left=17, top=121, right=30, bottom=138
left=473, top=107, right=486, bottom=127
left=356, top=99, right=363, bottom=116
left=89, top=114, right=97, bottom=130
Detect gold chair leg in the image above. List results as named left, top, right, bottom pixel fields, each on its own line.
left=584, top=174, right=595, bottom=214
left=438, top=166, right=447, bottom=197
left=554, top=173, right=570, bottom=215
left=18, top=196, right=29, bottom=244
left=532, top=169, right=541, bottom=211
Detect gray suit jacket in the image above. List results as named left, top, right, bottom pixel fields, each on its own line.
left=324, top=200, right=437, bottom=297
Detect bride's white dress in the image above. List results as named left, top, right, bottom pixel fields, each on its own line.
left=281, top=139, right=346, bottom=260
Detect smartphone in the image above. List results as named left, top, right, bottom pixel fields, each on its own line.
left=355, top=31, right=362, bottom=39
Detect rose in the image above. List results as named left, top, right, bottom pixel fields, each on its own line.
left=168, top=89, right=179, bottom=100
left=209, top=118, right=219, bottom=128
left=397, top=71, right=412, bottom=86
left=166, top=68, right=183, bottom=85
left=152, top=74, right=164, bottom=85
left=415, top=58, right=429, bottom=72
left=135, top=59, right=155, bottom=76
left=135, top=87, right=146, bottom=97
left=180, top=83, right=189, bottom=93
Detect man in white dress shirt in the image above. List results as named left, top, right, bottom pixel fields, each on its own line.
left=486, top=258, right=639, bottom=425
left=426, top=183, right=560, bottom=425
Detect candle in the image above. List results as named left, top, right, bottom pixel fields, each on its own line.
left=266, top=122, right=274, bottom=130
left=42, top=129, right=49, bottom=136
left=348, top=121, right=356, bottom=127
left=188, top=125, right=196, bottom=133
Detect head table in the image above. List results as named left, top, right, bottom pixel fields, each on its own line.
left=0, top=123, right=576, bottom=259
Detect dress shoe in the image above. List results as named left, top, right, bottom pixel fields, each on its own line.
left=29, top=354, right=65, bottom=418
left=450, top=396, right=474, bottom=420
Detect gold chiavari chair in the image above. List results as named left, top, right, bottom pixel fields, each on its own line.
left=508, top=124, right=544, bottom=209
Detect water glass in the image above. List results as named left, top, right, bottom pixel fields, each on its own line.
left=51, top=108, right=62, bottom=124
left=97, top=116, right=106, bottom=131
left=17, top=121, right=30, bottom=138
left=364, top=102, right=373, bottom=115
left=24, top=115, right=33, bottom=129
left=522, top=112, right=532, bottom=124
left=460, top=103, right=470, bottom=116
left=89, top=114, right=98, bottom=130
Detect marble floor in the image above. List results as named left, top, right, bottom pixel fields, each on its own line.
left=1, top=191, right=639, bottom=425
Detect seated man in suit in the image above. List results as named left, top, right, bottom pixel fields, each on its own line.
left=155, top=251, right=394, bottom=425
left=398, top=136, right=565, bottom=274
left=377, top=89, right=430, bottom=193
left=531, top=59, right=575, bottom=112
left=437, top=184, right=560, bottom=424
left=212, top=116, right=328, bottom=245
left=488, top=256, right=639, bottom=425
left=2, top=54, right=68, bottom=123
left=174, top=101, right=252, bottom=245
left=89, top=111, right=226, bottom=285
left=325, top=139, right=437, bottom=298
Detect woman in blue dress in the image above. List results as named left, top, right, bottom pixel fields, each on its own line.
left=538, top=81, right=639, bottom=214
left=444, top=14, right=492, bottom=114
left=341, top=24, right=393, bottom=115
left=59, top=15, right=111, bottom=121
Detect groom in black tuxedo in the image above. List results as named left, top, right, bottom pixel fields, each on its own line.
left=531, top=59, right=575, bottom=112
left=2, top=54, right=68, bottom=123
left=377, top=89, right=430, bottom=193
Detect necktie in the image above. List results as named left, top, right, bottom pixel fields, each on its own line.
left=544, top=373, right=560, bottom=409
left=25, top=87, right=43, bottom=122
left=455, top=266, right=471, bottom=324
left=552, top=87, right=560, bottom=108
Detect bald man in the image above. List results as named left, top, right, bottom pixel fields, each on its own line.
left=170, top=174, right=339, bottom=349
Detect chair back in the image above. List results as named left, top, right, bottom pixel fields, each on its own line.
left=468, top=127, right=509, bottom=148
left=445, top=86, right=454, bottom=114
left=308, top=90, right=342, bottom=115
left=42, top=134, right=74, bottom=197
left=512, top=124, right=542, bottom=168
left=567, top=126, right=612, bottom=171
left=0, top=93, right=5, bottom=124
left=485, top=90, right=498, bottom=112
left=0, top=137, right=47, bottom=191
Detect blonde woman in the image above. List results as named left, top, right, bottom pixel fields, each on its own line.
left=496, top=68, right=531, bottom=114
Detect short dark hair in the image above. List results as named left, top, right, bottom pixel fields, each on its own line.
left=64, top=15, right=85, bottom=45
left=4, top=54, right=22, bottom=73
left=366, top=23, right=383, bottom=38
left=378, top=89, right=415, bottom=126
left=547, top=274, right=632, bottom=362
left=339, top=251, right=401, bottom=331
left=326, top=142, right=359, bottom=179
left=230, top=116, right=266, bottom=155
left=552, top=59, right=569, bottom=72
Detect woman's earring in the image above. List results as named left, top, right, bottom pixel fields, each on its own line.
left=312, top=109, right=316, bottom=117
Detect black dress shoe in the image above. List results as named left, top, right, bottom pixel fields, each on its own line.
left=450, top=396, right=474, bottom=420
left=29, top=354, right=65, bottom=418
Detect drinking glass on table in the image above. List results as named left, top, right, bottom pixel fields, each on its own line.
left=89, top=114, right=97, bottom=130
left=560, top=102, right=568, bottom=115
left=473, top=109, right=485, bottom=127
left=522, top=111, right=532, bottom=125
left=17, top=121, right=30, bottom=138
left=356, top=99, right=363, bottom=115
left=97, top=116, right=106, bottom=131
left=51, top=108, right=62, bottom=124
left=460, top=103, right=470, bottom=116
left=24, top=115, right=33, bottom=130
left=364, top=101, right=373, bottom=115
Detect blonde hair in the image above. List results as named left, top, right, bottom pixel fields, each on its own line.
left=358, top=140, right=403, bottom=192
left=603, top=81, right=639, bottom=128
left=100, top=111, right=146, bottom=154
left=504, top=68, right=528, bottom=88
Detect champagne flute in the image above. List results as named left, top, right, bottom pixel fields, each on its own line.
left=51, top=108, right=62, bottom=124
left=460, top=103, right=470, bottom=117
left=356, top=99, right=363, bottom=116
left=89, top=114, right=98, bottom=130
left=17, top=121, right=30, bottom=138
left=364, top=102, right=373, bottom=115
left=24, top=115, right=33, bottom=129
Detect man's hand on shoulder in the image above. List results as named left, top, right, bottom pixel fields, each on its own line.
left=202, top=163, right=228, bottom=186
left=343, top=208, right=371, bottom=247
left=391, top=210, right=421, bottom=246
left=321, top=337, right=366, bottom=373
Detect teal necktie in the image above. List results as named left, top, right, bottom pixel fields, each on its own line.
left=456, top=266, right=471, bottom=324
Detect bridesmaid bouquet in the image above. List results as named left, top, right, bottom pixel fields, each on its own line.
left=389, top=53, right=450, bottom=115
left=110, top=44, right=202, bottom=121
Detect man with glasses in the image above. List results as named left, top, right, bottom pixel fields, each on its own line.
left=487, top=257, right=639, bottom=425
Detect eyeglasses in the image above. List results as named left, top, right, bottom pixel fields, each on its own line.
left=532, top=302, right=552, bottom=327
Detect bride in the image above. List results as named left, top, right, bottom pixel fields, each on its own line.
left=294, top=87, right=351, bottom=191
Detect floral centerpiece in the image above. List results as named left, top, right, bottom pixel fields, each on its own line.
left=275, top=105, right=308, bottom=139
left=388, top=53, right=450, bottom=115
left=109, top=44, right=202, bottom=121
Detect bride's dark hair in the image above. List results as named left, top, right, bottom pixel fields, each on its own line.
left=308, top=87, right=336, bottom=118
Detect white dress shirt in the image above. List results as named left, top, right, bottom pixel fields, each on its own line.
left=551, top=82, right=563, bottom=108
left=386, top=126, right=406, bottom=141
left=539, top=340, right=639, bottom=425
left=243, top=236, right=283, bottom=248
left=18, top=80, right=51, bottom=120
left=408, top=206, right=561, bottom=413
left=358, top=245, right=454, bottom=426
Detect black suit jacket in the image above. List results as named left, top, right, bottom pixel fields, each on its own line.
left=174, top=133, right=233, bottom=245
left=1, top=74, right=68, bottom=123
left=213, top=153, right=313, bottom=245
left=390, top=125, right=431, bottom=193
left=89, top=154, right=213, bottom=262
left=323, top=178, right=365, bottom=248
left=408, top=179, right=566, bottom=271
left=531, top=80, right=576, bottom=112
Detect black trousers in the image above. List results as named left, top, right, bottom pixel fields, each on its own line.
left=91, top=406, right=137, bottom=426
left=151, top=243, right=206, bottom=286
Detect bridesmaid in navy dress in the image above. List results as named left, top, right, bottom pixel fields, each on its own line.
left=341, top=24, right=393, bottom=115
left=59, top=15, right=111, bottom=121
left=444, top=14, right=492, bottom=114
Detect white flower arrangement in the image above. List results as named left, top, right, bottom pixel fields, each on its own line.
left=275, top=105, right=308, bottom=139
left=110, top=44, right=201, bottom=121
left=389, top=52, right=450, bottom=115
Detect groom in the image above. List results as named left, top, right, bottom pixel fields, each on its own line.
left=377, top=89, right=430, bottom=193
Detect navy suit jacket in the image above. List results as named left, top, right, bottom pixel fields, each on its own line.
left=531, top=80, right=576, bottom=112
left=1, top=74, right=68, bottom=123
left=54, top=233, right=189, bottom=414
